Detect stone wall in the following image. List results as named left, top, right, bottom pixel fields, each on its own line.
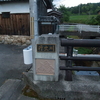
left=0, top=35, right=31, bottom=46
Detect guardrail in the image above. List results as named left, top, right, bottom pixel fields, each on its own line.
left=60, top=39, right=100, bottom=81
left=58, top=25, right=78, bottom=32
left=58, top=25, right=100, bottom=33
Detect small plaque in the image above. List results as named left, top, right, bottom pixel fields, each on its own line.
left=37, top=44, right=55, bottom=52
left=36, top=59, right=55, bottom=75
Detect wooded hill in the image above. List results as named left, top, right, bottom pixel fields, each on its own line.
left=67, top=2, right=100, bottom=15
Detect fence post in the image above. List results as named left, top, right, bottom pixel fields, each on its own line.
left=79, top=25, right=83, bottom=37
left=64, top=46, right=73, bottom=81
left=98, top=25, right=100, bottom=33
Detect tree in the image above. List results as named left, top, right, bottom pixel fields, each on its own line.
left=58, top=5, right=70, bottom=22
left=67, top=2, right=100, bottom=15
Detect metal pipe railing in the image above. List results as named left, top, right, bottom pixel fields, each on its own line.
left=60, top=66, right=100, bottom=71
left=60, top=38, right=100, bottom=81
left=60, top=56, right=100, bottom=61
left=61, top=39, right=100, bottom=47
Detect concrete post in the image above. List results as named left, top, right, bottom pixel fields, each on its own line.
left=29, top=0, right=38, bottom=40
left=32, top=34, right=59, bottom=81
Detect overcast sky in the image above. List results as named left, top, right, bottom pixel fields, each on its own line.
left=53, top=0, right=100, bottom=7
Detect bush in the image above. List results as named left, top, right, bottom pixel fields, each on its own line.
left=88, top=15, right=100, bottom=25
left=96, top=15, right=100, bottom=25
left=88, top=16, right=98, bottom=25
left=77, top=47, right=93, bottom=54
left=58, top=5, right=70, bottom=22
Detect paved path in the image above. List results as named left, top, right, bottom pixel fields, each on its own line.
left=0, top=44, right=32, bottom=86
left=0, top=44, right=33, bottom=100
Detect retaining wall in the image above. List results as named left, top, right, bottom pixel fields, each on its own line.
left=0, top=35, right=31, bottom=46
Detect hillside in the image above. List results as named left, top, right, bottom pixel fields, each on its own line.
left=67, top=2, right=100, bottom=15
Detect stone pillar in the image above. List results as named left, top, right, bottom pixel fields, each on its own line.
left=32, top=34, right=59, bottom=81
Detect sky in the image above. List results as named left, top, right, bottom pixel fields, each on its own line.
left=53, top=0, right=100, bottom=8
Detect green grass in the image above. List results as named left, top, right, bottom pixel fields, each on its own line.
left=68, top=15, right=96, bottom=24
left=67, top=36, right=93, bottom=54
left=67, top=35, right=80, bottom=39
left=67, top=26, right=75, bottom=31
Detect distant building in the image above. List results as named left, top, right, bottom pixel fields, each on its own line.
left=37, top=0, right=53, bottom=17
left=0, top=0, right=29, bottom=35
left=47, top=8, right=62, bottom=23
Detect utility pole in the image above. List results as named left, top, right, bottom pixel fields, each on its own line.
left=29, top=0, right=38, bottom=40
left=79, top=4, right=80, bottom=15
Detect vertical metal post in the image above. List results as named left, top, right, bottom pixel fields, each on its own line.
left=65, top=46, right=73, bottom=81
left=52, top=20, right=53, bottom=34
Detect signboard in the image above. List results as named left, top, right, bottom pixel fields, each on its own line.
left=37, top=44, right=55, bottom=52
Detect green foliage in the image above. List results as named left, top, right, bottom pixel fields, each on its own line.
left=88, top=15, right=100, bottom=25
left=77, top=47, right=92, bottom=54
left=67, top=26, right=75, bottom=31
left=58, top=5, right=69, bottom=22
left=88, top=16, right=98, bottom=25
left=68, top=15, right=96, bottom=24
left=63, top=14, right=69, bottom=22
left=67, top=36, right=80, bottom=39
left=67, top=2, right=100, bottom=15
left=96, top=15, right=100, bottom=24
left=58, top=2, right=100, bottom=24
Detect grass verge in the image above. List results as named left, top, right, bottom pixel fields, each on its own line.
left=68, top=15, right=96, bottom=24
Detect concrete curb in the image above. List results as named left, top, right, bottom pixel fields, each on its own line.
left=23, top=71, right=100, bottom=100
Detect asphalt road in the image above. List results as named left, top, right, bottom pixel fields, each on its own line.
left=0, top=44, right=31, bottom=87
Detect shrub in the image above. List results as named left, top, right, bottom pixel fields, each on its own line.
left=88, top=15, right=100, bottom=25
left=88, top=16, right=98, bottom=25
left=77, top=47, right=93, bottom=54
left=96, top=15, right=100, bottom=25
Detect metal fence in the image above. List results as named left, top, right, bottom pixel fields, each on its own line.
left=58, top=25, right=100, bottom=33
left=60, top=38, right=100, bottom=81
